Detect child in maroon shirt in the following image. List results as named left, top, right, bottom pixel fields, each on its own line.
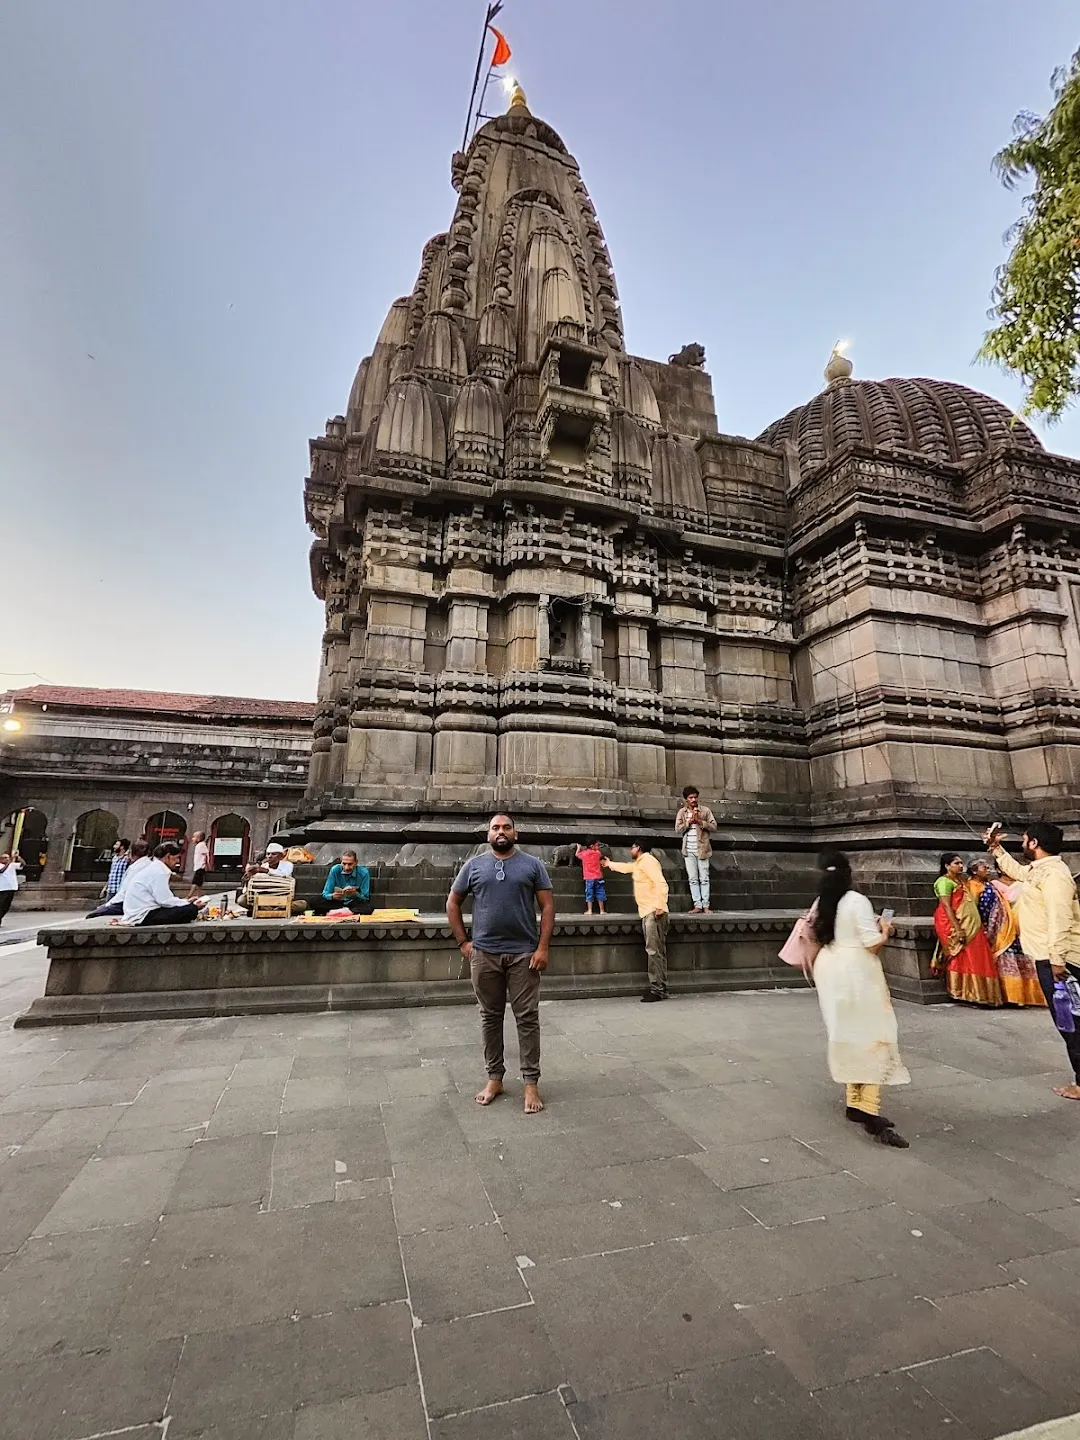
left=576, top=840, right=607, bottom=915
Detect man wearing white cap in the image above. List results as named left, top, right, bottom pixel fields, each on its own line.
left=259, top=842, right=294, bottom=879
left=238, top=842, right=297, bottom=913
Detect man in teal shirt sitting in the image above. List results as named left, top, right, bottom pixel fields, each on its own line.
left=311, top=850, right=373, bottom=915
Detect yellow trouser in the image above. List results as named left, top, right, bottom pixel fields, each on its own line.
left=845, top=1083, right=881, bottom=1116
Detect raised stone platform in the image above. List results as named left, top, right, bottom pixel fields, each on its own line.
left=17, top=912, right=942, bottom=1025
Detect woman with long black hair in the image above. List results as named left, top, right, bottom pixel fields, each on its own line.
left=811, top=850, right=911, bottom=1147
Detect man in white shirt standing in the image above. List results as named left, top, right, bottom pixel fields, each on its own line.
left=189, top=831, right=211, bottom=899
left=123, top=843, right=202, bottom=926
left=0, top=851, right=23, bottom=926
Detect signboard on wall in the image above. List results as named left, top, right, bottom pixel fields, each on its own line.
left=213, top=838, right=244, bottom=857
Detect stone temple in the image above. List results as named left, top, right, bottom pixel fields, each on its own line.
left=297, top=85, right=1080, bottom=909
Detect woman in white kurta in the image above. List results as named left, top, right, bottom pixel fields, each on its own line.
left=812, top=851, right=911, bottom=1148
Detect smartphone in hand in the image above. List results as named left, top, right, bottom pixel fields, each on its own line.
left=880, top=908, right=895, bottom=922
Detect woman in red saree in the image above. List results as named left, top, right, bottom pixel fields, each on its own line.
left=932, top=853, right=1003, bottom=1005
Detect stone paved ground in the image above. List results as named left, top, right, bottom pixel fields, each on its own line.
left=2, top=935, right=1080, bottom=1440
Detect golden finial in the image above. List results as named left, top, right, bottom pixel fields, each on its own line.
left=508, top=79, right=528, bottom=111
left=825, top=339, right=853, bottom=386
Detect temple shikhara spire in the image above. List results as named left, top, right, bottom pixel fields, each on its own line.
left=301, top=85, right=1080, bottom=908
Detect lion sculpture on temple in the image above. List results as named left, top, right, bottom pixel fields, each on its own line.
left=668, top=343, right=706, bottom=368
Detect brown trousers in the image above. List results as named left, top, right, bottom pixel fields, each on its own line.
left=643, top=911, right=669, bottom=994
left=470, top=948, right=541, bottom=1084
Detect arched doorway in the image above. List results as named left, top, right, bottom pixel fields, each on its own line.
left=2, top=808, right=48, bottom=881
left=210, top=813, right=250, bottom=873
left=69, top=809, right=120, bottom=878
left=144, top=810, right=187, bottom=853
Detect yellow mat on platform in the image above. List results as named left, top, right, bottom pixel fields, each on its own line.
left=297, top=908, right=421, bottom=925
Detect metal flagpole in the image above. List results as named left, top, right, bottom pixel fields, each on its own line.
left=462, top=1, right=503, bottom=150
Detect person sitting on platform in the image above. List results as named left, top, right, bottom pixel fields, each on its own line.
left=237, top=841, right=305, bottom=914
left=310, top=850, right=373, bottom=915
left=87, top=840, right=151, bottom=918
left=247, top=841, right=294, bottom=883
left=123, top=843, right=202, bottom=926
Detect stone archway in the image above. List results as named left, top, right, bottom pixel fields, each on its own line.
left=2, top=808, right=48, bottom=881
left=144, top=810, right=187, bottom=855
left=210, top=813, right=250, bottom=873
left=69, top=809, right=120, bottom=878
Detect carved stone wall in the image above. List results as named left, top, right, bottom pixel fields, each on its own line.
left=297, top=96, right=1080, bottom=896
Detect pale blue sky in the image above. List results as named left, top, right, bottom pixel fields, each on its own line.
left=2, top=0, right=1076, bottom=700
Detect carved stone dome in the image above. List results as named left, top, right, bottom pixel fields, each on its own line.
left=619, top=360, right=661, bottom=431
left=374, top=375, right=446, bottom=477
left=652, top=434, right=706, bottom=517
left=758, top=376, right=1042, bottom=475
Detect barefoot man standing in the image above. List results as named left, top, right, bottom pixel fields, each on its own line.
left=447, top=815, right=554, bottom=1114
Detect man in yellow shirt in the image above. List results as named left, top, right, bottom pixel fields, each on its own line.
left=985, top=820, right=1080, bottom=1100
left=603, top=841, right=670, bottom=1003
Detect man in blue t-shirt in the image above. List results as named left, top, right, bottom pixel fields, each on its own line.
left=446, top=814, right=554, bottom=1114
left=311, top=850, right=373, bottom=915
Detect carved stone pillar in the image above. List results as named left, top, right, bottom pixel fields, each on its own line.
left=430, top=595, right=498, bottom=808
left=343, top=589, right=433, bottom=802
left=615, top=619, right=667, bottom=806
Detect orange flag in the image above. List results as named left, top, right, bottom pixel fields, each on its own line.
left=488, top=25, right=511, bottom=66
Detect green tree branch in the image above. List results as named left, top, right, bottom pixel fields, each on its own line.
left=980, top=47, right=1080, bottom=420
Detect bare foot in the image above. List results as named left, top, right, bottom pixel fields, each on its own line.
left=523, top=1083, right=544, bottom=1114
left=475, top=1078, right=503, bottom=1106
left=1053, top=1083, right=1080, bottom=1100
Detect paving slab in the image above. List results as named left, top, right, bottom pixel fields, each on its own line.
left=4, top=939, right=1080, bottom=1438
left=114, top=1205, right=304, bottom=1339
left=0, top=1222, right=156, bottom=1364
left=403, top=1218, right=528, bottom=1322
left=813, top=1370, right=977, bottom=1440
left=529, top=1240, right=762, bottom=1399
left=415, top=1306, right=563, bottom=1418
left=743, top=1274, right=962, bottom=1388
left=295, top=1385, right=427, bottom=1439
left=910, top=1347, right=1062, bottom=1440
left=682, top=1351, right=839, bottom=1440
left=167, top=1132, right=275, bottom=1211
left=173, top=1416, right=295, bottom=1440
left=34, top=1148, right=190, bottom=1233
left=684, top=1212, right=892, bottom=1304
left=0, top=1337, right=181, bottom=1440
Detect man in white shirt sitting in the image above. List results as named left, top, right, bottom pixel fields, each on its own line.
left=237, top=841, right=298, bottom=913
left=87, top=839, right=152, bottom=917
left=123, top=843, right=203, bottom=926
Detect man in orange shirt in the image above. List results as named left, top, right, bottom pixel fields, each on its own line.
left=603, top=841, right=670, bottom=1002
